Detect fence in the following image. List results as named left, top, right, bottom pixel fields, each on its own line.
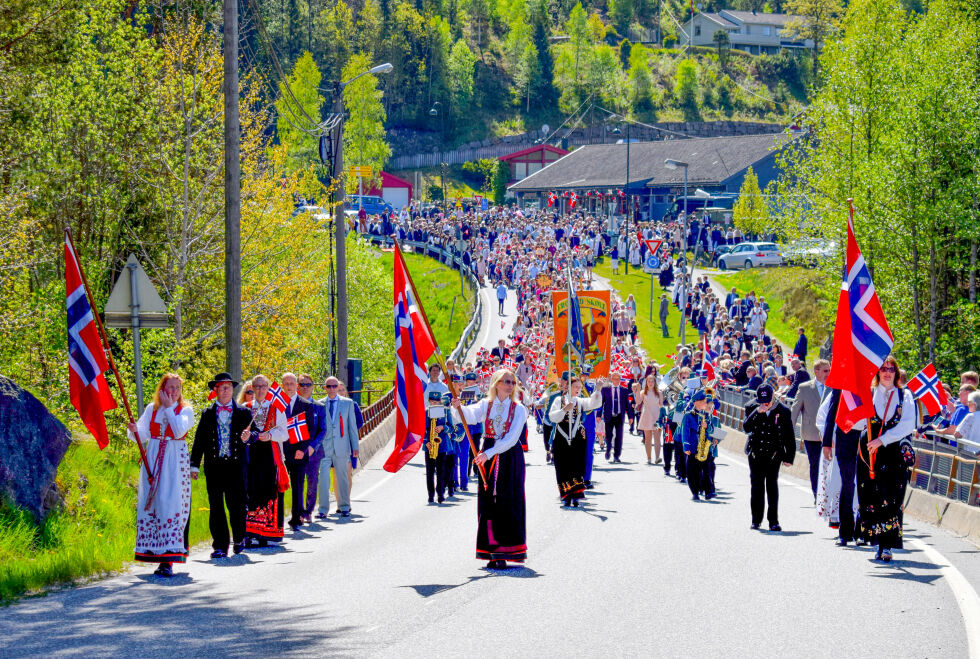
left=713, top=384, right=980, bottom=507
left=349, top=235, right=485, bottom=437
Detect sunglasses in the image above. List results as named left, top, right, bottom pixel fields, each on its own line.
left=326, top=384, right=339, bottom=389
left=880, top=366, right=896, bottom=373
left=500, top=379, right=516, bottom=385
left=245, top=390, right=254, bottom=395
left=299, top=383, right=313, bottom=388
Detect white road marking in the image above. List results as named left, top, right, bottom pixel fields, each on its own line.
left=357, top=470, right=397, bottom=500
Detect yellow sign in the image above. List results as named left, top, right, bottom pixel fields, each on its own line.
left=349, top=166, right=373, bottom=177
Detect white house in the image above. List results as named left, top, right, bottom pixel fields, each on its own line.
left=680, top=10, right=814, bottom=56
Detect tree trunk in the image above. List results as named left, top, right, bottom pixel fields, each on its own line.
left=928, top=236, right=938, bottom=363
left=971, top=238, right=977, bottom=305
left=910, top=223, right=924, bottom=364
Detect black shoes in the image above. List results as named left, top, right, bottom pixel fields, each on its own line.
left=233, top=542, right=245, bottom=555
left=692, top=495, right=700, bottom=501
left=881, top=549, right=892, bottom=562
left=572, top=499, right=579, bottom=508
left=340, top=510, right=351, bottom=517
left=751, top=523, right=761, bottom=530
left=704, top=492, right=716, bottom=500
left=614, top=457, right=622, bottom=463
left=769, top=524, right=782, bottom=532
left=487, top=559, right=507, bottom=570
left=210, top=549, right=227, bottom=559
left=835, top=539, right=849, bottom=547
left=315, top=512, right=328, bottom=519
left=153, top=563, right=173, bottom=577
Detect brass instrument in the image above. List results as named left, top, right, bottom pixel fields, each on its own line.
left=695, top=412, right=711, bottom=462
left=427, top=416, right=441, bottom=459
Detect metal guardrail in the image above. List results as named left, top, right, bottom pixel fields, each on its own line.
left=353, top=235, right=485, bottom=429
left=714, top=384, right=980, bottom=507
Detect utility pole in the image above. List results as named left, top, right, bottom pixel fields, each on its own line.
left=223, top=0, right=241, bottom=384
left=333, top=91, right=349, bottom=380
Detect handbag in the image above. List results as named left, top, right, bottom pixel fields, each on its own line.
left=899, top=437, right=916, bottom=469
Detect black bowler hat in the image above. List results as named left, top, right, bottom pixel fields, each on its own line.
left=208, top=372, right=239, bottom=389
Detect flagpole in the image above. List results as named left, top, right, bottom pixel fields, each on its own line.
left=394, top=238, right=487, bottom=488
left=65, top=229, right=153, bottom=482
left=847, top=198, right=878, bottom=471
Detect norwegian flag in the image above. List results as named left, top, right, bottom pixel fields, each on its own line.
left=825, top=201, right=894, bottom=431
left=548, top=192, right=557, bottom=207
left=617, top=189, right=625, bottom=198
left=383, top=245, right=438, bottom=473
left=908, top=363, right=948, bottom=417
left=286, top=412, right=310, bottom=444
left=65, top=233, right=118, bottom=448
left=569, top=192, right=579, bottom=208
left=702, top=334, right=718, bottom=363
left=267, top=381, right=291, bottom=414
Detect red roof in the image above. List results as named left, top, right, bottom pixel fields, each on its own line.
left=366, top=171, right=413, bottom=200
left=498, top=144, right=569, bottom=162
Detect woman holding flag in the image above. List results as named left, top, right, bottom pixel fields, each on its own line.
left=855, top=356, right=915, bottom=562
left=452, top=369, right=529, bottom=569
left=242, top=374, right=289, bottom=546
left=126, top=374, right=195, bottom=577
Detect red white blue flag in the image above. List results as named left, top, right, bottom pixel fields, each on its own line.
left=825, top=203, right=893, bottom=431
left=548, top=192, right=557, bottom=207
left=384, top=246, right=437, bottom=472
left=286, top=412, right=310, bottom=444
left=907, top=363, right=948, bottom=417
left=700, top=334, right=717, bottom=382
left=65, top=234, right=118, bottom=448
left=267, top=381, right=291, bottom=414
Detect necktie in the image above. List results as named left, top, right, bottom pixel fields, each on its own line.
left=614, top=389, right=619, bottom=415
left=329, top=399, right=336, bottom=420
left=218, top=405, right=231, bottom=414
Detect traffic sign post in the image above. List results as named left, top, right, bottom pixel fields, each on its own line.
left=104, top=254, right=169, bottom=415
left=349, top=167, right=373, bottom=210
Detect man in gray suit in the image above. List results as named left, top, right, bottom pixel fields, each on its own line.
left=316, top=376, right=360, bottom=518
left=790, top=359, right=831, bottom=500
left=658, top=293, right=670, bottom=338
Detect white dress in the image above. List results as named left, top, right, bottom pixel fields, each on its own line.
left=127, top=403, right=195, bottom=561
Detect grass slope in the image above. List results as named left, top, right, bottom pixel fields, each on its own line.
left=0, top=251, right=473, bottom=604
left=594, top=261, right=699, bottom=364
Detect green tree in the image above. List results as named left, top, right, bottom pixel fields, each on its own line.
left=492, top=160, right=510, bottom=204
left=314, top=0, right=354, bottom=86
left=447, top=38, right=478, bottom=117
left=628, top=43, right=654, bottom=112
left=713, top=29, right=731, bottom=65
left=514, top=42, right=541, bottom=111
left=342, top=52, right=392, bottom=192
left=732, top=167, right=769, bottom=236
left=529, top=0, right=557, bottom=106
left=674, top=58, right=700, bottom=120
left=782, top=0, right=844, bottom=79
left=610, top=0, right=634, bottom=35
left=619, top=38, right=632, bottom=69
left=275, top=52, right=325, bottom=171
left=566, top=2, right=591, bottom=84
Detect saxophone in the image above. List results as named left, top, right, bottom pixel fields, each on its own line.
left=427, top=415, right=441, bottom=459
left=695, top=412, right=711, bottom=462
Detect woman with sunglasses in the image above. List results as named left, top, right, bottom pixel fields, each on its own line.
left=452, top=368, right=529, bottom=570
left=855, top=355, right=916, bottom=562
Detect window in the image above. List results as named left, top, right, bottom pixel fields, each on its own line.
left=515, top=163, right=527, bottom=179
left=763, top=26, right=771, bottom=36
left=695, top=25, right=702, bottom=37
left=745, top=25, right=751, bottom=35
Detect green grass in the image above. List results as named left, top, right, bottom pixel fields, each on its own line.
left=713, top=267, right=830, bottom=349
left=0, top=440, right=211, bottom=603
left=594, top=261, right=699, bottom=364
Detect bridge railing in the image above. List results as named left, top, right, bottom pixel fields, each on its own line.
left=352, top=235, right=484, bottom=432
left=713, top=384, right=980, bottom=507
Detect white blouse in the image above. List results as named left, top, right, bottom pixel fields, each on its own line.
left=458, top=396, right=528, bottom=458
left=816, top=384, right=916, bottom=445
left=548, top=389, right=603, bottom=438
left=127, top=403, right=195, bottom=441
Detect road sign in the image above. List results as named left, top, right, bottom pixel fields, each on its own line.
left=644, top=239, right=664, bottom=257
left=643, top=255, right=662, bottom=274
left=104, top=254, right=168, bottom=328
left=349, top=166, right=373, bottom=177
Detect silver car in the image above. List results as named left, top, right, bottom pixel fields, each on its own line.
left=717, top=242, right=784, bottom=270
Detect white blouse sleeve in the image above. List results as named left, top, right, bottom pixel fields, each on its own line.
left=127, top=404, right=155, bottom=442
left=268, top=408, right=288, bottom=444
left=879, top=389, right=916, bottom=446
left=548, top=396, right=567, bottom=424
left=581, top=389, right=603, bottom=412
left=459, top=399, right=488, bottom=426
left=816, top=393, right=833, bottom=438
left=163, top=404, right=195, bottom=440
left=484, top=403, right=528, bottom=458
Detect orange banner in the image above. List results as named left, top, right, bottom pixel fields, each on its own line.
left=552, top=289, right=611, bottom=378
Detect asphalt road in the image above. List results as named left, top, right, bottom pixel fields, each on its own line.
left=1, top=282, right=978, bottom=658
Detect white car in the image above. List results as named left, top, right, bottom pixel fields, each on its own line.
left=717, top=242, right=783, bottom=270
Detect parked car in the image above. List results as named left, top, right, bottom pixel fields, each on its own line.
left=717, top=242, right=784, bottom=270
left=709, top=243, right=738, bottom=268
left=782, top=238, right=838, bottom=266
left=344, top=195, right=393, bottom=216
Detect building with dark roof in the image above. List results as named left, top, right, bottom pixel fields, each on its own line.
left=498, top=144, right=569, bottom=184
left=681, top=9, right=813, bottom=55
left=508, top=131, right=801, bottom=221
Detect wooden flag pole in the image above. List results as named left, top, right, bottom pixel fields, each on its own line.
left=394, top=238, right=488, bottom=489
left=65, top=228, right=153, bottom=482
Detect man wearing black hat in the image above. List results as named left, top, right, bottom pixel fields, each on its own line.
left=190, top=373, right=254, bottom=558
left=743, top=384, right=796, bottom=532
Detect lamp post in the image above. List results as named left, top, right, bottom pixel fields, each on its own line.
left=429, top=101, right=444, bottom=142
left=612, top=118, right=632, bottom=273
left=664, top=158, right=689, bottom=344
left=332, top=62, right=392, bottom=380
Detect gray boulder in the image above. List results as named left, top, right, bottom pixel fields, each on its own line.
left=0, top=375, right=72, bottom=520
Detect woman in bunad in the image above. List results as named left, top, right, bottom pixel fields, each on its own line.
left=548, top=375, right=604, bottom=508
left=815, top=394, right=857, bottom=532
left=126, top=373, right=195, bottom=577
left=242, top=374, right=288, bottom=547
left=452, top=369, right=529, bottom=570
left=855, top=356, right=915, bottom=562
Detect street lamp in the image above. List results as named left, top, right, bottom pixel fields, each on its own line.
left=610, top=118, right=632, bottom=274
left=330, top=61, right=392, bottom=381
left=664, top=158, right=690, bottom=344
left=429, top=101, right=444, bottom=142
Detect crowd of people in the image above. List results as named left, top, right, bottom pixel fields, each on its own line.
left=125, top=204, right=978, bottom=576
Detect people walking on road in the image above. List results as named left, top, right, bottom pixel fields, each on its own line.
left=659, top=293, right=670, bottom=338
left=791, top=359, right=831, bottom=500
left=636, top=372, right=664, bottom=466
left=126, top=373, right=195, bottom=577
left=601, top=372, right=630, bottom=463
left=242, top=374, right=288, bottom=546
left=453, top=369, right=529, bottom=569
left=496, top=282, right=507, bottom=315
left=680, top=388, right=721, bottom=501
left=817, top=388, right=862, bottom=547
left=285, top=373, right=326, bottom=528
left=743, top=384, right=796, bottom=532
left=424, top=391, right=458, bottom=504
left=191, top=372, right=253, bottom=559
left=549, top=374, right=603, bottom=507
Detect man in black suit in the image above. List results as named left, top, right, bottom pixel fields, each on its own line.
left=743, top=385, right=796, bottom=532
left=785, top=358, right=810, bottom=399
left=733, top=351, right=752, bottom=386
left=601, top=372, right=631, bottom=462
left=281, top=373, right=327, bottom=530
left=490, top=339, right=510, bottom=361
left=190, top=372, right=254, bottom=558
left=819, top=388, right=863, bottom=546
